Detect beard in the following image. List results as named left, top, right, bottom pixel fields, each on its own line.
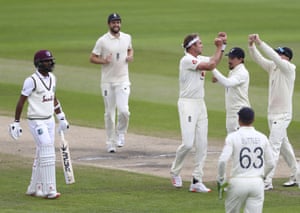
left=110, top=26, right=120, bottom=34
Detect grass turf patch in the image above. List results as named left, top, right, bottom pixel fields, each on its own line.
left=1, top=153, right=300, bottom=213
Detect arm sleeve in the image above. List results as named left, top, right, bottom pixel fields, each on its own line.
left=217, top=137, right=233, bottom=180
left=212, top=69, right=245, bottom=88
left=248, top=44, right=273, bottom=73
left=91, top=38, right=102, bottom=56
left=128, top=34, right=133, bottom=50
left=258, top=42, right=296, bottom=75
left=184, top=55, right=209, bottom=71
left=21, top=77, right=35, bottom=97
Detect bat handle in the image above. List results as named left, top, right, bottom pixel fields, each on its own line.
left=59, top=130, right=65, bottom=140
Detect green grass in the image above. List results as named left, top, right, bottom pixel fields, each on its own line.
left=1, top=153, right=300, bottom=213
left=1, top=0, right=300, bottom=212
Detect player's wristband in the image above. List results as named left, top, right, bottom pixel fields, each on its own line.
left=56, top=112, right=66, bottom=120
left=221, top=43, right=227, bottom=52
left=54, top=103, right=61, bottom=111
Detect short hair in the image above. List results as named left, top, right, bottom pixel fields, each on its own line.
left=238, top=107, right=254, bottom=125
left=183, top=33, right=199, bottom=49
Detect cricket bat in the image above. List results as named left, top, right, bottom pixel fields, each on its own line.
left=59, top=131, right=75, bottom=184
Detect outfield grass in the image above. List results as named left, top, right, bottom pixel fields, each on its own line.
left=1, top=153, right=300, bottom=213
left=1, top=0, right=300, bottom=212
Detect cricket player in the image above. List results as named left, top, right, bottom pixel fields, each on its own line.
left=217, top=107, right=274, bottom=213
left=9, top=50, right=69, bottom=199
left=212, top=47, right=251, bottom=134
left=170, top=32, right=226, bottom=192
left=248, top=34, right=299, bottom=190
left=90, top=13, right=133, bottom=153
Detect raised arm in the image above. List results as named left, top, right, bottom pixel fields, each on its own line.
left=212, top=68, right=245, bottom=88
left=248, top=34, right=277, bottom=73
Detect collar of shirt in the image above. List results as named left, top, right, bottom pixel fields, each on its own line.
left=239, top=126, right=254, bottom=131
left=35, top=70, right=50, bottom=80
left=108, top=31, right=121, bottom=39
left=233, top=63, right=244, bottom=71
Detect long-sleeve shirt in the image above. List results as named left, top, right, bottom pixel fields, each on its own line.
left=248, top=42, right=295, bottom=115
left=218, top=126, right=274, bottom=179
left=212, top=64, right=250, bottom=117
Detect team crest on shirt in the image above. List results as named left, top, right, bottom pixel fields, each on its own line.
left=192, top=60, right=197, bottom=64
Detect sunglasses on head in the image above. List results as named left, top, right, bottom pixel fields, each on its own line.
left=275, top=47, right=285, bottom=54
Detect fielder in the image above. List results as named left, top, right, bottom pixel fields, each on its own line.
left=248, top=34, right=299, bottom=190
left=170, top=32, right=226, bottom=192
left=9, top=50, right=69, bottom=199
left=90, top=13, right=133, bottom=153
left=212, top=47, right=251, bottom=134
left=217, top=107, right=274, bottom=213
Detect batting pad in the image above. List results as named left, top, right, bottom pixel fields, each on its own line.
left=26, top=157, right=41, bottom=194
left=39, top=144, right=57, bottom=195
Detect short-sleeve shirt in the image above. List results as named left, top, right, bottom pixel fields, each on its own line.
left=22, top=71, right=56, bottom=119
left=179, top=53, right=210, bottom=99
left=92, top=31, right=132, bottom=84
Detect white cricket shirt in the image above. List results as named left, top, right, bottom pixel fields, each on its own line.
left=212, top=64, right=250, bottom=117
left=179, top=53, right=210, bottom=99
left=218, top=126, right=274, bottom=179
left=22, top=71, right=56, bottom=119
left=248, top=42, right=295, bottom=115
left=92, top=31, right=132, bottom=84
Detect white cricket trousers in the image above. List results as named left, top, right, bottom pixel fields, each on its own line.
left=225, top=177, right=264, bottom=213
left=171, top=98, right=208, bottom=182
left=27, top=117, right=57, bottom=196
left=265, top=113, right=298, bottom=184
left=226, top=114, right=239, bottom=134
left=101, top=82, right=130, bottom=145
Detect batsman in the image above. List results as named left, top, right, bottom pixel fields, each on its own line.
left=9, top=50, right=69, bottom=199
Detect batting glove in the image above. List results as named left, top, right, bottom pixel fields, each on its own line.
left=59, top=119, right=69, bottom=132
left=56, top=112, right=69, bottom=132
left=9, top=121, right=23, bottom=140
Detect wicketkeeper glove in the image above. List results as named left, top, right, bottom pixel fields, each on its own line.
left=9, top=121, right=23, bottom=140
left=56, top=112, right=69, bottom=132
left=217, top=177, right=228, bottom=200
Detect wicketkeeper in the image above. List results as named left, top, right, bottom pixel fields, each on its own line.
left=217, top=107, right=274, bottom=213
left=9, top=50, right=69, bottom=199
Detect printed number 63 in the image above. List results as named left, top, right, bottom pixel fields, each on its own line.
left=240, top=147, right=263, bottom=169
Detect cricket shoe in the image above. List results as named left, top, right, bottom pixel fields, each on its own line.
left=25, top=188, right=36, bottom=196
left=283, top=178, right=297, bottom=187
left=264, top=183, right=273, bottom=191
left=26, top=191, right=45, bottom=198
left=189, top=182, right=211, bottom=193
left=45, top=192, right=61, bottom=199
left=107, top=144, right=116, bottom=153
left=26, top=184, right=45, bottom=198
left=117, top=134, right=125, bottom=148
left=171, top=175, right=182, bottom=188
